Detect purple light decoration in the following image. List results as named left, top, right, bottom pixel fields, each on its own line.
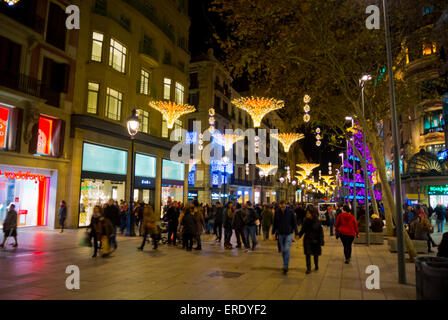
left=341, top=126, right=381, bottom=204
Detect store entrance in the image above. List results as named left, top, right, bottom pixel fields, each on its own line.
left=0, top=167, right=51, bottom=228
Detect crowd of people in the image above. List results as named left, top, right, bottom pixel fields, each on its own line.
left=1, top=197, right=447, bottom=274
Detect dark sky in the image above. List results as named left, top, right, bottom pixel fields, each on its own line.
left=188, top=0, right=342, bottom=170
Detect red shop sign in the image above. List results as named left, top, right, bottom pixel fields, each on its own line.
left=0, top=170, right=46, bottom=184
left=18, top=210, right=28, bottom=215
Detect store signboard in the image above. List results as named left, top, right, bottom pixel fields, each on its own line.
left=428, top=185, right=448, bottom=195
left=0, top=106, right=10, bottom=149
left=188, top=192, right=198, bottom=199
left=162, top=159, right=185, bottom=181
left=135, top=153, right=156, bottom=178
left=438, top=150, right=448, bottom=161
left=82, top=143, right=127, bottom=175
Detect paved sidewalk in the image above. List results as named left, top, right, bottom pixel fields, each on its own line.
left=0, top=226, right=440, bottom=300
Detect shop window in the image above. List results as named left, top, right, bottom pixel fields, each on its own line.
left=137, top=109, right=149, bottom=134
left=105, top=87, right=122, bottom=120
left=109, top=38, right=127, bottom=73
left=91, top=32, right=104, bottom=62
left=175, top=82, right=184, bottom=104
left=423, top=111, right=445, bottom=134
left=0, top=104, right=21, bottom=151
left=139, top=69, right=150, bottom=95
left=87, top=82, right=99, bottom=114
left=163, top=78, right=171, bottom=100
left=29, top=115, right=65, bottom=157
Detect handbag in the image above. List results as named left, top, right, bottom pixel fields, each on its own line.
left=255, top=219, right=260, bottom=226
left=101, top=235, right=110, bottom=255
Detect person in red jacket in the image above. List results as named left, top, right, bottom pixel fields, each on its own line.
left=335, top=204, right=359, bottom=264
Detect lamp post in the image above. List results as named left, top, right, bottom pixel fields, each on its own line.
left=222, top=156, right=230, bottom=205
left=259, top=170, right=265, bottom=205
left=291, top=180, right=297, bottom=203
left=345, top=116, right=357, bottom=219
left=126, top=109, right=140, bottom=237
left=360, top=74, right=372, bottom=246
left=382, top=0, right=406, bottom=284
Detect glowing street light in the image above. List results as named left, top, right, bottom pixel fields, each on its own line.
left=232, top=96, right=284, bottom=128
left=270, top=133, right=304, bottom=152
left=148, top=101, right=195, bottom=129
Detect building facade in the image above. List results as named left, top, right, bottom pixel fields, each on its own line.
left=0, top=0, right=79, bottom=229
left=70, top=0, right=191, bottom=227
left=383, top=3, right=448, bottom=207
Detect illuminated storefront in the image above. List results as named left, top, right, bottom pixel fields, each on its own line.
left=0, top=166, right=51, bottom=228
left=161, top=159, right=185, bottom=211
left=428, top=185, right=448, bottom=208
left=134, top=153, right=156, bottom=207
left=78, top=142, right=127, bottom=227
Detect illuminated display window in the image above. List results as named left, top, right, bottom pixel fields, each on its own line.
left=0, top=105, right=11, bottom=149
left=37, top=116, right=54, bottom=155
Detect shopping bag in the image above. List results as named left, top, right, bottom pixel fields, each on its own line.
left=101, top=236, right=110, bottom=255
left=79, top=232, right=90, bottom=247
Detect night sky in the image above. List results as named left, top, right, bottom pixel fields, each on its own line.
left=188, top=0, right=343, bottom=172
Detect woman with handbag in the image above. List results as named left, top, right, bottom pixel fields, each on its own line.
left=335, top=204, right=359, bottom=264
left=298, top=206, right=324, bottom=274
left=0, top=204, right=18, bottom=248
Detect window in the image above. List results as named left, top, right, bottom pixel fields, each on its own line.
left=32, top=116, right=65, bottom=157
left=137, top=109, right=149, bottom=133
left=0, top=105, right=11, bottom=149
left=162, top=119, right=182, bottom=139
left=91, top=32, right=104, bottom=62
left=109, top=38, right=127, bottom=73
left=105, top=87, right=122, bottom=120
left=214, top=95, right=221, bottom=110
left=46, top=3, right=67, bottom=50
left=189, top=72, right=198, bottom=89
left=163, top=78, right=171, bottom=100
left=140, top=69, right=150, bottom=95
left=423, top=42, right=437, bottom=56
left=188, top=92, right=199, bottom=107
left=175, top=82, right=184, bottom=104
left=87, top=82, right=99, bottom=114
left=423, top=111, right=445, bottom=134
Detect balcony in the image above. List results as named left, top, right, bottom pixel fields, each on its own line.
left=254, top=179, right=273, bottom=186
left=0, top=71, right=60, bottom=107
left=230, top=176, right=252, bottom=186
left=0, top=3, right=45, bottom=34
left=139, top=41, right=159, bottom=66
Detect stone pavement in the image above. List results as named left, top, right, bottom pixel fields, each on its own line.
left=0, top=225, right=443, bottom=300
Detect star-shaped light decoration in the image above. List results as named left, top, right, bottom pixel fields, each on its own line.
left=270, top=133, right=305, bottom=153
left=4, top=0, right=20, bottom=5
left=148, top=101, right=196, bottom=129
left=296, top=163, right=320, bottom=177
left=232, top=97, right=284, bottom=128
left=256, top=164, right=278, bottom=176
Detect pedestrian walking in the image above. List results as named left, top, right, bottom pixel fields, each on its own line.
left=328, top=205, right=336, bottom=236
left=214, top=202, right=223, bottom=242
left=135, top=202, right=145, bottom=236
left=335, top=204, right=359, bottom=264
left=138, top=205, right=160, bottom=251
left=437, top=232, right=448, bottom=258
left=299, top=206, right=324, bottom=274
left=243, top=201, right=258, bottom=252
left=223, top=202, right=235, bottom=249
left=232, top=203, right=246, bottom=249
left=413, top=214, right=434, bottom=253
left=272, top=200, right=299, bottom=274
left=104, top=199, right=120, bottom=250
left=0, top=204, right=18, bottom=248
left=58, top=200, right=67, bottom=233
left=180, top=207, right=196, bottom=251
left=166, top=199, right=179, bottom=245
left=90, top=205, right=113, bottom=258
left=434, top=204, right=446, bottom=233
left=261, top=204, right=273, bottom=240
left=193, top=205, right=206, bottom=250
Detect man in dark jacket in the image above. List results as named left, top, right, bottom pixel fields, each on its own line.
left=181, top=208, right=196, bottom=251
left=167, top=200, right=180, bottom=245
left=214, top=202, right=223, bottom=242
left=135, top=202, right=145, bottom=236
left=272, top=200, right=299, bottom=274
left=243, top=201, right=258, bottom=251
left=434, top=204, right=446, bottom=233
left=232, top=203, right=246, bottom=248
left=104, top=199, right=120, bottom=249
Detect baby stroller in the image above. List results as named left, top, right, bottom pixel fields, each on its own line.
left=159, top=221, right=169, bottom=244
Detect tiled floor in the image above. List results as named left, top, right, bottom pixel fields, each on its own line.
left=0, top=226, right=443, bottom=300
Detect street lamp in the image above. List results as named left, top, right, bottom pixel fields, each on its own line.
left=360, top=74, right=372, bottom=246
left=345, top=116, right=357, bottom=219
left=126, top=109, right=140, bottom=237
left=382, top=0, right=406, bottom=284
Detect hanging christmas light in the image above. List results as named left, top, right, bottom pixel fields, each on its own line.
left=256, top=164, right=278, bottom=176
left=286, top=166, right=291, bottom=182
left=217, top=134, right=245, bottom=152
left=232, top=96, right=284, bottom=128
left=245, top=163, right=250, bottom=176
left=328, top=162, right=333, bottom=175
left=296, top=163, right=320, bottom=177
left=198, top=133, right=203, bottom=151
left=149, top=101, right=196, bottom=129
left=270, top=133, right=305, bottom=153
left=321, top=175, right=334, bottom=185
left=208, top=107, right=215, bottom=133
left=315, top=127, right=322, bottom=147
left=303, top=95, right=311, bottom=123
left=254, top=135, right=260, bottom=153
left=4, top=0, right=20, bottom=5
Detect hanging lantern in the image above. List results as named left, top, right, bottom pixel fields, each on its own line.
left=232, top=96, right=284, bottom=128
left=148, top=101, right=195, bottom=129
left=303, top=95, right=311, bottom=123
left=270, top=133, right=304, bottom=153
